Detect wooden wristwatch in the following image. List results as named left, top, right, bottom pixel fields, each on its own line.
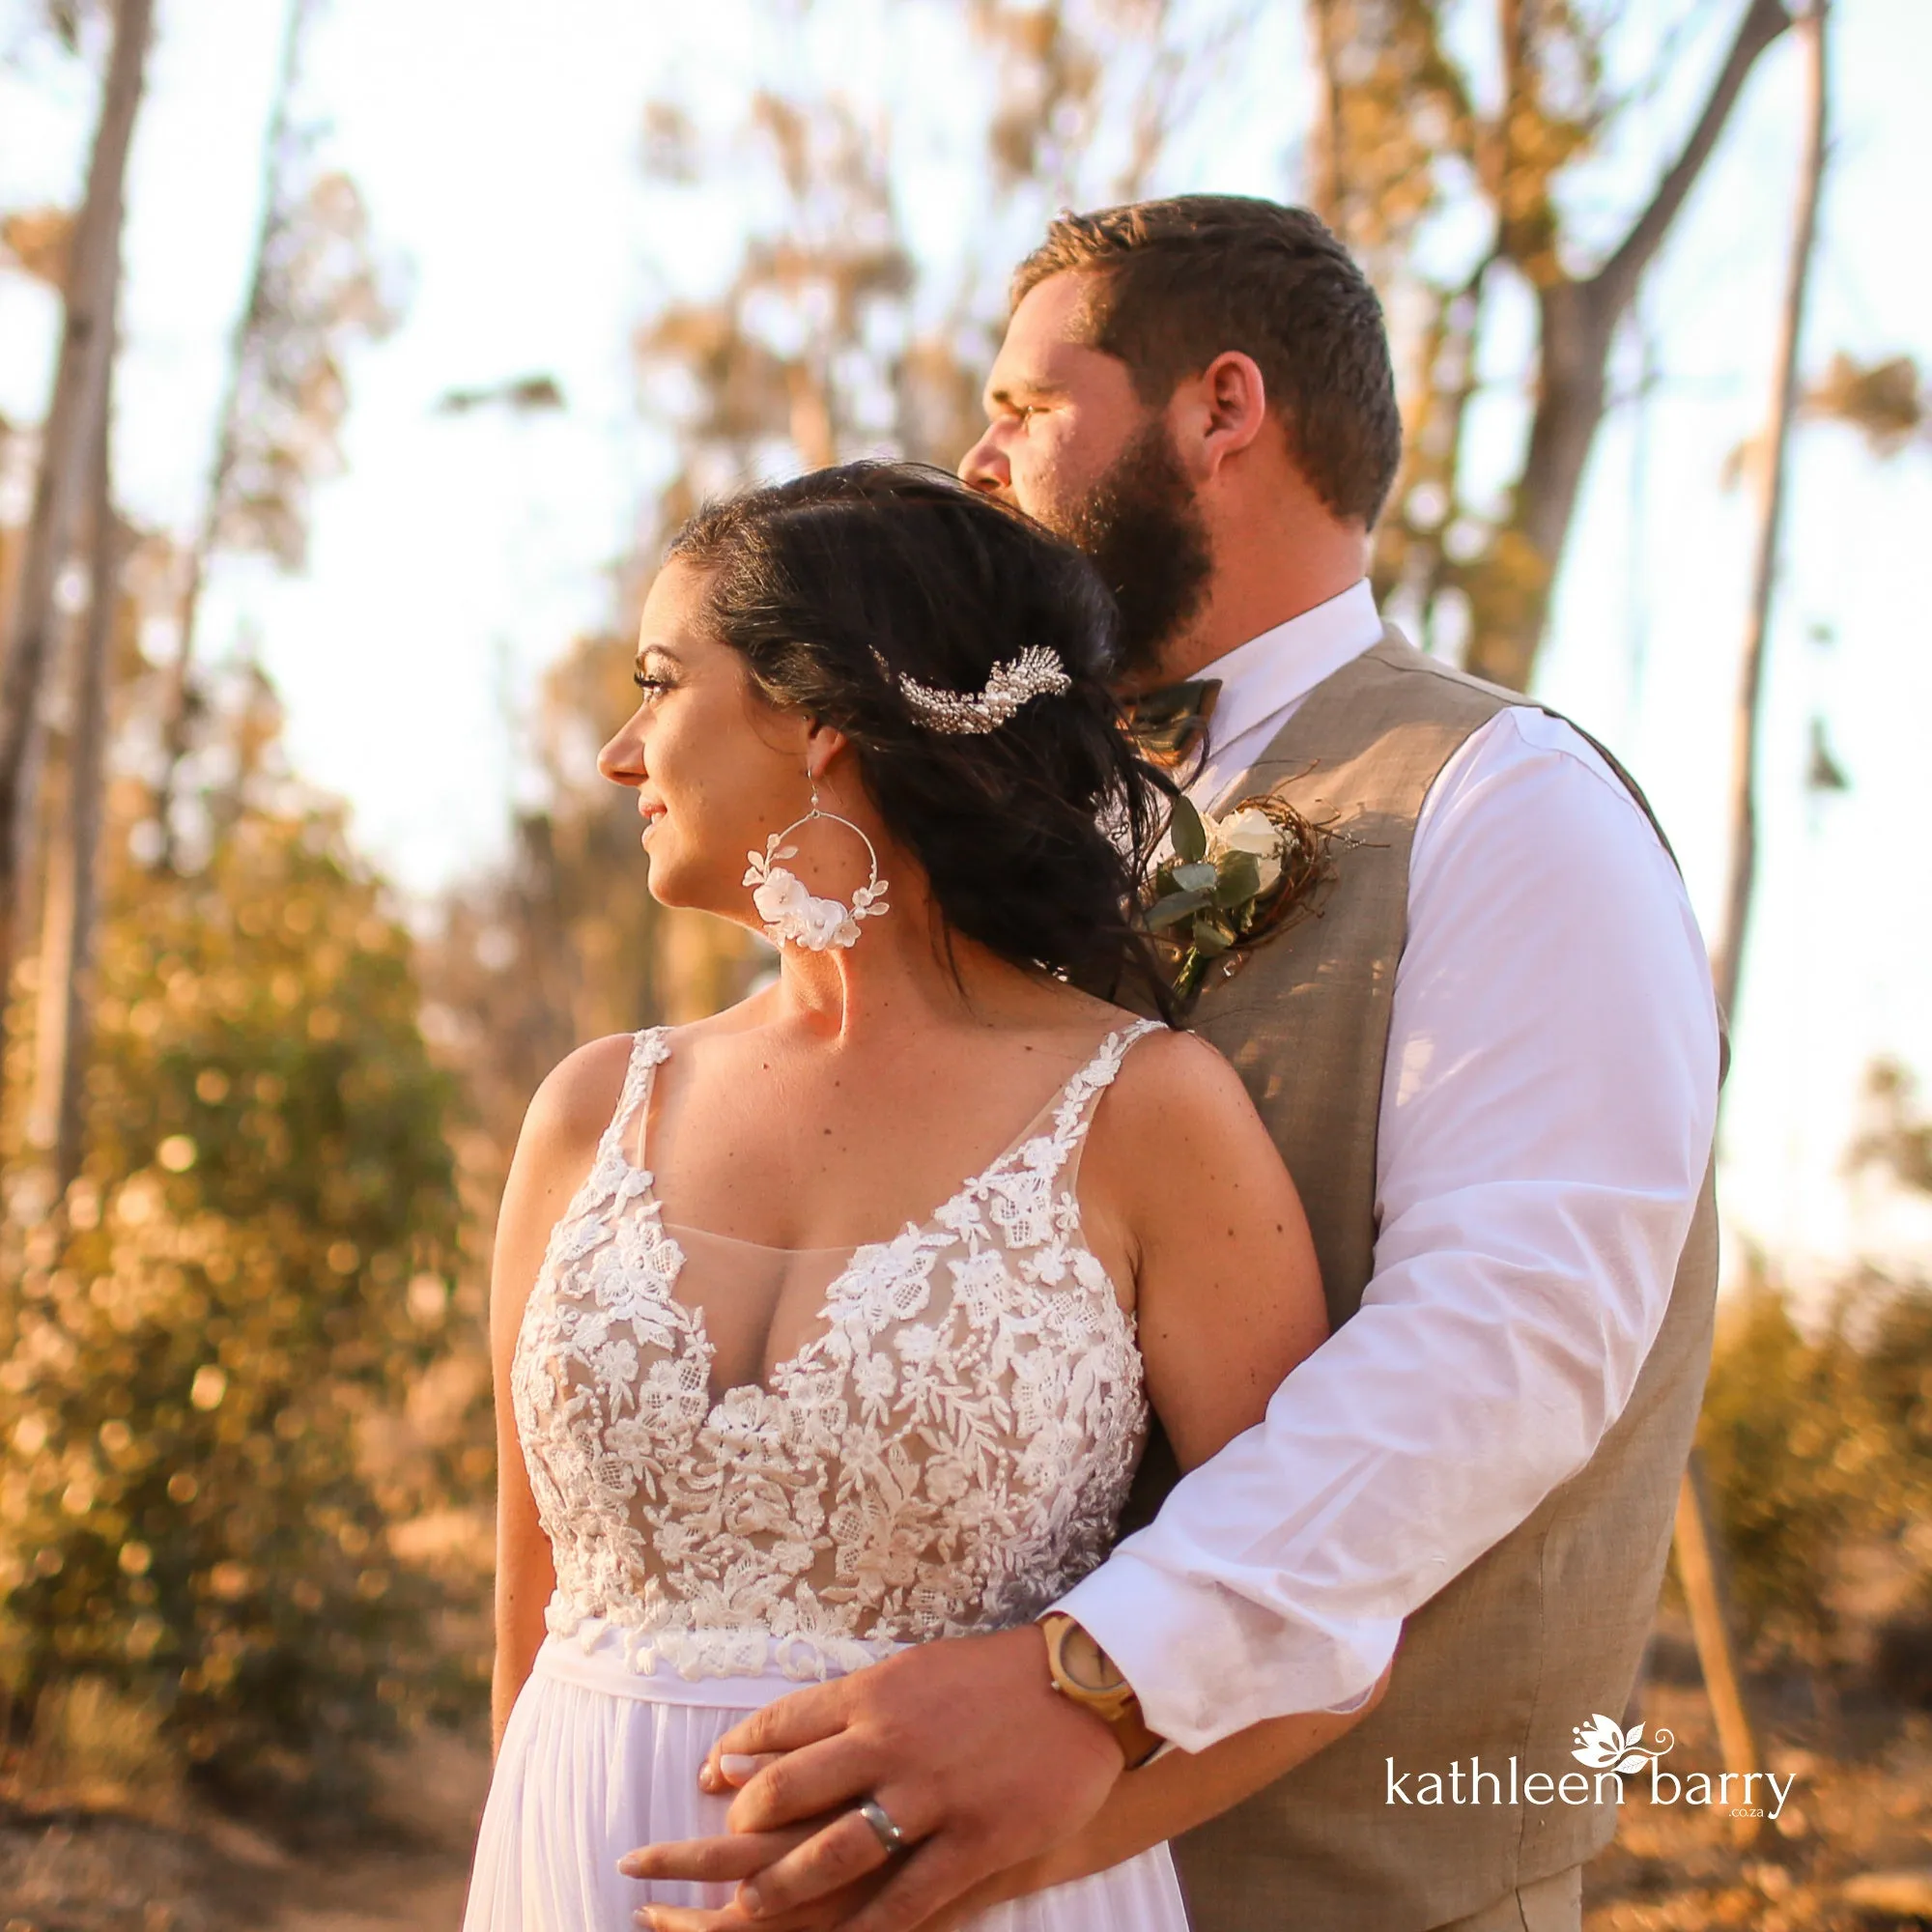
left=1037, top=1612, right=1165, bottom=1770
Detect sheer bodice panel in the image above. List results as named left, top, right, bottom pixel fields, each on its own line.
left=510, top=1022, right=1159, bottom=1682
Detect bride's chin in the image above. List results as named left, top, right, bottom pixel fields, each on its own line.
left=639, top=849, right=730, bottom=921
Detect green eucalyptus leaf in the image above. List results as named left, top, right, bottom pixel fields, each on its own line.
left=1146, top=887, right=1213, bottom=931
left=1193, top=918, right=1236, bottom=956
left=1213, top=850, right=1262, bottom=906
left=1170, top=795, right=1208, bottom=866
left=1171, top=861, right=1218, bottom=894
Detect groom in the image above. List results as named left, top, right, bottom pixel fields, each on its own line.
left=638, top=196, right=1720, bottom=1932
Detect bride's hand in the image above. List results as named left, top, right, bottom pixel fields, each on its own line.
left=625, top=1866, right=885, bottom=1932
left=628, top=1875, right=985, bottom=1932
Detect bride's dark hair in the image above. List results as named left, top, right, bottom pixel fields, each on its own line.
left=667, top=461, right=1174, bottom=1018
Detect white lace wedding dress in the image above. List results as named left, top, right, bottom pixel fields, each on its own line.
left=464, top=1021, right=1188, bottom=1930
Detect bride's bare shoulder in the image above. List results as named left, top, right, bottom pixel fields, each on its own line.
left=1087, top=1025, right=1278, bottom=1190
left=1108, top=1024, right=1255, bottom=1123
left=518, top=1032, right=641, bottom=1164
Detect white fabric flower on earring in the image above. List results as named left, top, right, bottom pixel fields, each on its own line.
left=743, top=830, right=888, bottom=952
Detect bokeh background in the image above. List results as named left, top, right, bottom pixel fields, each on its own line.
left=1, top=1, right=1929, bottom=1926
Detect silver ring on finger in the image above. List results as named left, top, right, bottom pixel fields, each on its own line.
left=856, top=1797, right=907, bottom=1858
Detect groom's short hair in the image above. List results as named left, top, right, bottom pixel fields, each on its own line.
left=1012, top=195, right=1401, bottom=528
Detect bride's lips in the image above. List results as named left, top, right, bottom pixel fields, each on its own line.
left=638, top=799, right=668, bottom=839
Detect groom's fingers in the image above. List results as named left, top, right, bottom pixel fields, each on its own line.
left=730, top=1802, right=900, bottom=1918
left=619, top=1822, right=813, bottom=1885
left=708, top=1749, right=783, bottom=1790
left=724, top=1734, right=880, bottom=1836
left=836, top=1837, right=987, bottom=1932
left=709, top=1679, right=853, bottom=1770
left=636, top=1871, right=885, bottom=1932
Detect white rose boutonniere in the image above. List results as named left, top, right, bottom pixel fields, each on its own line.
left=1145, top=792, right=1330, bottom=1007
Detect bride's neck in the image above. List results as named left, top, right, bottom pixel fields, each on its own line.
left=770, top=895, right=1034, bottom=1043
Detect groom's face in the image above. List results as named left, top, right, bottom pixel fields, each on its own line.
left=961, top=270, right=1212, bottom=684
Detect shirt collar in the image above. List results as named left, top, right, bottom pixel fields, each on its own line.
left=1193, top=578, right=1382, bottom=757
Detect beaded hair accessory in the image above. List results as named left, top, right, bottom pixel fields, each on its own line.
left=876, top=643, right=1074, bottom=736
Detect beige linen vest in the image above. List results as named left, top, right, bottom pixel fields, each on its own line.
left=1128, top=630, right=1719, bottom=1932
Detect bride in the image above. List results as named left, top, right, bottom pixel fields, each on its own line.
left=464, top=462, right=1376, bottom=1932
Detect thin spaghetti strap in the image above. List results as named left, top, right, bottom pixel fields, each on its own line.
left=1052, top=1019, right=1166, bottom=1142
left=602, top=1027, right=670, bottom=1169
left=1051, top=1018, right=1165, bottom=1198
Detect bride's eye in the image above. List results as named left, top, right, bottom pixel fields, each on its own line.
left=633, top=671, right=674, bottom=696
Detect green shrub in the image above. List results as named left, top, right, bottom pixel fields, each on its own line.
left=0, top=805, right=479, bottom=1809
left=1697, top=1269, right=1932, bottom=1662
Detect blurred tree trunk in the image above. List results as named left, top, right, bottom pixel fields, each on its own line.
left=1672, top=0, right=1829, bottom=1845
left=156, top=0, right=320, bottom=865
left=1474, top=0, right=1792, bottom=688
left=0, top=0, right=150, bottom=1073
left=1676, top=1453, right=1772, bottom=1846
left=1318, top=0, right=1793, bottom=690
left=27, top=310, right=121, bottom=1190
left=1714, top=0, right=1829, bottom=1026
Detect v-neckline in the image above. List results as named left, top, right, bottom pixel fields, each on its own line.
left=609, top=1024, right=1143, bottom=1411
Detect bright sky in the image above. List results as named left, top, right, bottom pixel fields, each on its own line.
left=2, top=0, right=1928, bottom=1290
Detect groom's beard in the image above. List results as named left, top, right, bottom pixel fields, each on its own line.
left=1043, top=418, right=1213, bottom=683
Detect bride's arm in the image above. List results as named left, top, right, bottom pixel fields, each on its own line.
left=486, top=1036, right=634, bottom=1753
left=934, top=1683, right=1387, bottom=1923
left=1088, top=1027, right=1327, bottom=1469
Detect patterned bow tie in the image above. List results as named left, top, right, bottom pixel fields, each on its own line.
left=1122, top=678, right=1222, bottom=768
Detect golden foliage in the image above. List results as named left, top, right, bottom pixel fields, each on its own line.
left=1803, top=353, right=1925, bottom=457
left=0, top=208, right=74, bottom=290
left=0, top=801, right=479, bottom=1804
left=1698, top=1269, right=1932, bottom=1662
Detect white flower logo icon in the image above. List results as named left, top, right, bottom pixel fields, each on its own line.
left=1571, top=1714, right=1674, bottom=1773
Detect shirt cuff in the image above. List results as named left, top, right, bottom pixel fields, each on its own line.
left=1054, top=1549, right=1400, bottom=1753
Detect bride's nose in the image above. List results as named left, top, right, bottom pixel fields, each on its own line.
left=598, top=721, right=646, bottom=788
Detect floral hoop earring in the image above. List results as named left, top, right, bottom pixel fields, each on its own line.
left=742, top=784, right=890, bottom=952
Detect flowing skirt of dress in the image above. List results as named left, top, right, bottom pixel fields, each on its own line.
left=463, top=1621, right=1189, bottom=1932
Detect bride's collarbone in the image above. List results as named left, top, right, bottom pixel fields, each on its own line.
left=642, top=1023, right=1135, bottom=1253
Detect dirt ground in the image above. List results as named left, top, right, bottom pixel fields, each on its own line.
left=1582, top=1673, right=1932, bottom=1932
left=5, top=1678, right=1932, bottom=1931
left=0, top=1727, right=488, bottom=1932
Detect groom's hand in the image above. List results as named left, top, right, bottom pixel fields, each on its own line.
left=633, top=1624, right=1124, bottom=1932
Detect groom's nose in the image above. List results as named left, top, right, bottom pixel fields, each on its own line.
left=958, top=427, right=1011, bottom=498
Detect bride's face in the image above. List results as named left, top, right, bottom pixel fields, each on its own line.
left=598, top=558, right=820, bottom=920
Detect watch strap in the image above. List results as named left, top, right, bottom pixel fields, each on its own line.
left=1038, top=1613, right=1164, bottom=1770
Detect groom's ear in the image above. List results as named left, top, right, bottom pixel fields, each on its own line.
left=1177, top=350, right=1269, bottom=482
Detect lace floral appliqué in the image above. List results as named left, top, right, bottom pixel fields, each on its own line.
left=509, top=1024, right=1157, bottom=1682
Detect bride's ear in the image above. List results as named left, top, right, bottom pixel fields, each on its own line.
left=803, top=719, right=852, bottom=784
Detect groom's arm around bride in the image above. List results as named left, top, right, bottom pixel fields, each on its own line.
left=639, top=196, right=1721, bottom=1932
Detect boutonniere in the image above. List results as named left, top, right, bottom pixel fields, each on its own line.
left=1146, top=793, right=1330, bottom=1006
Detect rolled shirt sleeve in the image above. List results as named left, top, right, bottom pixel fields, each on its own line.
left=1056, top=706, right=1720, bottom=1753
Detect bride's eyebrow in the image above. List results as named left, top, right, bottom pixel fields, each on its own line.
left=634, top=643, right=685, bottom=670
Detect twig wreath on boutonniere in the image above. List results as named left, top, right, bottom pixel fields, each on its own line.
left=1145, top=792, right=1333, bottom=1008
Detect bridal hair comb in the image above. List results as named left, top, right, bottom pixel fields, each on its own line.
left=876, top=643, right=1074, bottom=736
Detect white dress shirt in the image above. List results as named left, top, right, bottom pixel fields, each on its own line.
left=1058, top=582, right=1721, bottom=1753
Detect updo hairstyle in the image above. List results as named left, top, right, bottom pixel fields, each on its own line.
left=666, top=461, right=1174, bottom=1016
